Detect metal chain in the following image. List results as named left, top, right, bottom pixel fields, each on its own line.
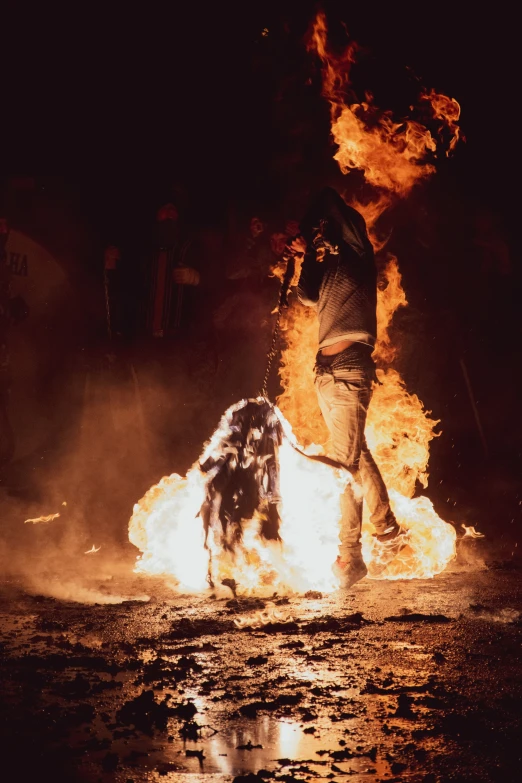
left=259, top=255, right=295, bottom=399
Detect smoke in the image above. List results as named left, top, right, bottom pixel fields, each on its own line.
left=0, top=347, right=217, bottom=604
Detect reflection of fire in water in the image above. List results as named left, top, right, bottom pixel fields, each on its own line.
left=129, top=12, right=461, bottom=592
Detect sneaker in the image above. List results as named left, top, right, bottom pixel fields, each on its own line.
left=333, top=556, right=368, bottom=589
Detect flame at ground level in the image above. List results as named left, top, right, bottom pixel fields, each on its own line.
left=129, top=406, right=456, bottom=594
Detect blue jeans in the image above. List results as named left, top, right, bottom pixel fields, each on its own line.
left=315, top=367, right=396, bottom=560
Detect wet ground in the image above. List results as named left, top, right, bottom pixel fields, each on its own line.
left=1, top=547, right=521, bottom=783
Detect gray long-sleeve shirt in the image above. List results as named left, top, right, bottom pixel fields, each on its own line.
left=297, top=189, right=377, bottom=350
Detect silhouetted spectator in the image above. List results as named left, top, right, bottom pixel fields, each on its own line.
left=145, top=201, right=201, bottom=337
left=103, top=244, right=142, bottom=341
left=225, top=215, right=273, bottom=285
left=213, top=213, right=282, bottom=402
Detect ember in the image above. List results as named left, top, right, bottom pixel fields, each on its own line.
left=24, top=512, right=60, bottom=525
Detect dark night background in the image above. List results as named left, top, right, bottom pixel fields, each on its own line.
left=0, top=2, right=520, bottom=554
left=1, top=8, right=522, bottom=782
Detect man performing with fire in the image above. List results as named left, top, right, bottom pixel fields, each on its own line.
left=293, top=187, right=404, bottom=588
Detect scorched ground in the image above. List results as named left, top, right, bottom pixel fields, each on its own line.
left=0, top=546, right=521, bottom=783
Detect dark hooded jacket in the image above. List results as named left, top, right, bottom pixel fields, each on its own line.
left=297, top=187, right=377, bottom=350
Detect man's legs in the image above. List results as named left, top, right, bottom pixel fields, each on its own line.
left=359, top=444, right=399, bottom=538
left=315, top=368, right=400, bottom=583
left=315, top=369, right=369, bottom=574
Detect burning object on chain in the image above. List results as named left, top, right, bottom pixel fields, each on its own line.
left=198, top=399, right=284, bottom=562
left=197, top=396, right=362, bottom=590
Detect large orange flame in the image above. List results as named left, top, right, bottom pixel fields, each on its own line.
left=308, top=12, right=460, bottom=194
left=274, top=12, right=459, bottom=578
left=128, top=12, right=461, bottom=592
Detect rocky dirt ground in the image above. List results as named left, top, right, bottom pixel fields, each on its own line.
left=0, top=546, right=521, bottom=783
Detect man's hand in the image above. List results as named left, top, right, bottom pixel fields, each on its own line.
left=173, top=266, right=200, bottom=285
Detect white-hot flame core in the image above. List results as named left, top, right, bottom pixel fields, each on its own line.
left=129, top=471, right=209, bottom=592
left=128, top=405, right=456, bottom=594
left=129, top=416, right=349, bottom=594
left=272, top=439, right=346, bottom=592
